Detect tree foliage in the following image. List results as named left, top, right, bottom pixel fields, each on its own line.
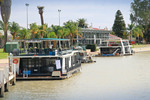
left=131, top=0, right=150, bottom=42
left=18, top=28, right=29, bottom=39
left=9, top=21, right=20, bottom=40
left=29, top=23, right=39, bottom=38
left=112, top=10, right=126, bottom=38
left=77, top=18, right=88, bottom=28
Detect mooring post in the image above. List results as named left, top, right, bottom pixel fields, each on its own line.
left=4, top=66, right=9, bottom=92
left=12, top=64, right=16, bottom=85
left=0, top=70, right=4, bottom=97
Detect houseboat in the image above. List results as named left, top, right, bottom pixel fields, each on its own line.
left=9, top=38, right=82, bottom=80
left=100, top=39, right=133, bottom=56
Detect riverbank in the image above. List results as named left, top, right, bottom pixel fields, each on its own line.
left=132, top=44, right=150, bottom=53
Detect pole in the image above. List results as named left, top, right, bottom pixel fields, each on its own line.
left=25, top=3, right=29, bottom=39
left=58, top=9, right=61, bottom=26
left=58, top=9, right=61, bottom=48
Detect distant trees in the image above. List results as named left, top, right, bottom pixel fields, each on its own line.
left=9, top=22, right=20, bottom=40
left=77, top=18, right=88, bottom=28
left=29, top=23, right=39, bottom=38
left=0, top=20, right=82, bottom=46
left=130, top=0, right=150, bottom=42
left=18, top=28, right=28, bottom=39
left=112, top=10, right=126, bottom=38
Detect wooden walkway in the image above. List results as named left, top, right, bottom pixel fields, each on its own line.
left=0, top=63, right=16, bottom=97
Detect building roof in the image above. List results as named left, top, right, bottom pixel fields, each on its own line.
left=81, top=28, right=111, bottom=33
left=109, top=34, right=122, bottom=40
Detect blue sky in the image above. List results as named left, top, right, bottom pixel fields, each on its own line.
left=6, top=0, right=133, bottom=30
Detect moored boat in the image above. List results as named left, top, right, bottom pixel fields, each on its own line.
left=100, top=39, right=133, bottom=56
left=9, top=38, right=82, bottom=80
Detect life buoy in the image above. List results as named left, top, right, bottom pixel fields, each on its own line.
left=13, top=59, right=18, bottom=64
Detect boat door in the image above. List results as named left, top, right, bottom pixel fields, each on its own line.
left=31, top=58, right=41, bottom=74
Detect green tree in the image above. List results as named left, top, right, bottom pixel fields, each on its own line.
left=112, top=10, right=126, bottom=38
left=47, top=32, right=57, bottom=38
left=38, top=24, right=48, bottom=38
left=30, top=23, right=39, bottom=38
left=131, top=0, right=150, bottom=42
left=132, top=25, right=144, bottom=43
left=51, top=25, right=61, bottom=38
left=64, top=21, right=78, bottom=45
left=9, top=22, right=20, bottom=40
left=131, top=0, right=150, bottom=26
left=64, top=20, right=83, bottom=45
left=18, top=28, right=30, bottom=39
left=77, top=18, right=88, bottom=28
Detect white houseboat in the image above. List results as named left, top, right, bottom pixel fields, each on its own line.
left=9, top=38, right=82, bottom=80
left=100, top=39, right=133, bottom=56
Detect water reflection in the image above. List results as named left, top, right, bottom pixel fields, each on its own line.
left=2, top=52, right=150, bottom=100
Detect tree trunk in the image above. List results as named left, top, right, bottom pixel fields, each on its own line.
left=1, top=0, right=11, bottom=52
left=3, top=23, right=7, bottom=52
left=138, top=36, right=139, bottom=44
left=13, top=33, right=15, bottom=40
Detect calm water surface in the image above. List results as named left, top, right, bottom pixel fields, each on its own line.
left=2, top=52, right=150, bottom=100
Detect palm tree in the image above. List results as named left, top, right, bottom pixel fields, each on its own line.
left=77, top=18, right=88, bottom=28
left=1, top=0, right=11, bottom=52
left=37, top=6, right=44, bottom=25
left=38, top=24, right=48, bottom=38
left=64, top=21, right=82, bottom=45
left=132, top=25, right=144, bottom=44
left=18, top=28, right=29, bottom=39
left=9, top=22, right=20, bottom=40
left=47, top=32, right=57, bottom=38
left=29, top=23, right=39, bottom=38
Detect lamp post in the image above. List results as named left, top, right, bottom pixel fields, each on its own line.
left=25, top=3, right=29, bottom=30
left=58, top=9, right=61, bottom=48
left=58, top=9, right=61, bottom=26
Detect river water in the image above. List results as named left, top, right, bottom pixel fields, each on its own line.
left=2, top=52, right=150, bottom=100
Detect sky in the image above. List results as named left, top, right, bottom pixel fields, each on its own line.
left=6, top=0, right=133, bottom=30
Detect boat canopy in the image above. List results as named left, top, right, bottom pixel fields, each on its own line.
left=14, top=38, right=70, bottom=43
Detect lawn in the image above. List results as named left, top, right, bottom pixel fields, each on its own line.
left=0, top=49, right=8, bottom=59
left=131, top=44, right=150, bottom=48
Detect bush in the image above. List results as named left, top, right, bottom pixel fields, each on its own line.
left=86, top=44, right=96, bottom=52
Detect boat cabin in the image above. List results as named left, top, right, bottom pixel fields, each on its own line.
left=100, top=39, right=133, bottom=56
left=9, top=38, right=82, bottom=80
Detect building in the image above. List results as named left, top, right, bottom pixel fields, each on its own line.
left=77, top=28, right=111, bottom=47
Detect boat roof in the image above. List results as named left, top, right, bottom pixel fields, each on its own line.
left=13, top=38, right=70, bottom=43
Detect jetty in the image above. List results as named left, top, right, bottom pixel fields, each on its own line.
left=0, top=62, right=16, bottom=97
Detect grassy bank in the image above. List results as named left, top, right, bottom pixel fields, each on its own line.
left=0, top=49, right=8, bottom=59
left=131, top=44, right=150, bottom=48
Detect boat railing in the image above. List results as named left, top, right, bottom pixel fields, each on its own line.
left=18, top=48, right=73, bottom=56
